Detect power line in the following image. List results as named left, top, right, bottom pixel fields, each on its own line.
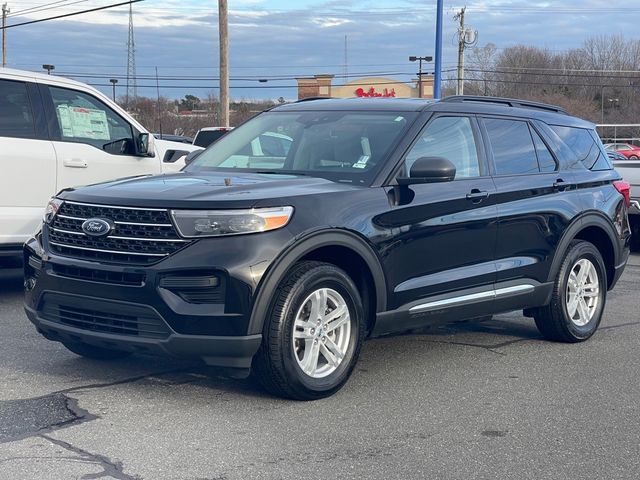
left=0, top=0, right=143, bottom=29
left=8, top=0, right=90, bottom=18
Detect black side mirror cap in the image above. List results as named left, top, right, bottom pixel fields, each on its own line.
left=397, top=156, right=456, bottom=185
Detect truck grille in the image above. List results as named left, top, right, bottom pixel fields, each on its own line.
left=40, top=293, right=171, bottom=339
left=48, top=201, right=189, bottom=265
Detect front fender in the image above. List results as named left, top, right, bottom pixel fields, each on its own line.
left=247, top=229, right=387, bottom=335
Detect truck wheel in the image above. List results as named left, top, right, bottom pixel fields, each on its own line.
left=252, top=261, right=365, bottom=400
left=534, top=240, right=606, bottom=342
left=62, top=341, right=131, bottom=360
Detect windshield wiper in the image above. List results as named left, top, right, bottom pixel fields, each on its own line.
left=254, top=170, right=308, bottom=176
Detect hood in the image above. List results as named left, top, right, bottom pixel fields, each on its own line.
left=57, top=171, right=361, bottom=209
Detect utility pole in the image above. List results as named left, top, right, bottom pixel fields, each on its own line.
left=454, top=7, right=465, bottom=95
left=454, top=7, right=478, bottom=96
left=219, top=0, right=229, bottom=127
left=2, top=3, right=9, bottom=68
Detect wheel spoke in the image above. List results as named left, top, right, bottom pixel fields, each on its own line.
left=293, top=328, right=314, bottom=339
left=301, top=340, right=320, bottom=375
left=324, top=336, right=345, bottom=361
left=309, top=289, right=327, bottom=322
left=568, top=271, right=579, bottom=289
left=567, top=293, right=579, bottom=318
left=576, top=261, right=589, bottom=286
left=324, top=307, right=349, bottom=333
left=583, top=286, right=599, bottom=298
left=577, top=297, right=590, bottom=323
left=319, top=343, right=340, bottom=367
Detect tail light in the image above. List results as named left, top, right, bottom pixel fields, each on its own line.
left=613, top=180, right=631, bottom=208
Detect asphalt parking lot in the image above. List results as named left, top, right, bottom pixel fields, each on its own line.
left=1, top=254, right=639, bottom=480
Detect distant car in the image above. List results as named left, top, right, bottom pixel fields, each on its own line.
left=154, top=133, right=193, bottom=144
left=193, top=127, right=233, bottom=148
left=603, top=143, right=640, bottom=159
left=607, top=150, right=627, bottom=162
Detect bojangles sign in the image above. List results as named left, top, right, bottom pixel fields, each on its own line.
left=354, top=87, right=396, bottom=97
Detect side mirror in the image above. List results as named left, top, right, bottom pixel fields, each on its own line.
left=184, top=149, right=203, bottom=165
left=138, top=133, right=156, bottom=157
left=397, top=156, right=456, bottom=185
left=163, top=149, right=190, bottom=163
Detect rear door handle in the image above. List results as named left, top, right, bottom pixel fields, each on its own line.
left=466, top=189, right=490, bottom=202
left=553, top=179, right=570, bottom=191
left=63, top=158, right=88, bottom=168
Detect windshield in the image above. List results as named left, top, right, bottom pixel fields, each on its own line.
left=185, top=110, right=417, bottom=185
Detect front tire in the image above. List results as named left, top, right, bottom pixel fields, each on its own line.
left=534, top=240, right=607, bottom=342
left=252, top=261, right=365, bottom=400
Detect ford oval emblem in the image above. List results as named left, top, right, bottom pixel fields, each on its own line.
left=81, top=218, right=114, bottom=237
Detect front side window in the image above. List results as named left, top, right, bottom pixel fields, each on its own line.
left=186, top=111, right=417, bottom=185
left=403, top=116, right=481, bottom=179
left=0, top=79, right=35, bottom=139
left=484, top=118, right=539, bottom=175
left=48, top=86, right=134, bottom=155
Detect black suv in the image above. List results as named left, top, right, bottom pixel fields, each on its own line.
left=24, top=96, right=632, bottom=400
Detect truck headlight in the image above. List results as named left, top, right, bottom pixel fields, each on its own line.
left=43, top=198, right=63, bottom=225
left=170, top=206, right=294, bottom=238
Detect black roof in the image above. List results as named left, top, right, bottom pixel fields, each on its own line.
left=271, top=95, right=593, bottom=128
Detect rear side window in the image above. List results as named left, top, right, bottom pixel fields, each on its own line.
left=483, top=118, right=539, bottom=175
left=0, top=79, right=35, bottom=139
left=193, top=130, right=228, bottom=148
left=549, top=125, right=602, bottom=169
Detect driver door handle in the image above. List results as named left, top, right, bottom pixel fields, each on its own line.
left=63, top=158, right=88, bottom=168
left=466, top=189, right=490, bottom=202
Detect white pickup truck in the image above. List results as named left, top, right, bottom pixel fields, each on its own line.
left=0, top=68, right=202, bottom=257
left=614, top=160, right=640, bottom=250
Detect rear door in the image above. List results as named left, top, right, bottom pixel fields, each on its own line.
left=380, top=114, right=498, bottom=311
left=0, top=78, right=57, bottom=246
left=481, top=116, right=576, bottom=286
left=41, top=84, right=161, bottom=190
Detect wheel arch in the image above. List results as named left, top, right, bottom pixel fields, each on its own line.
left=548, top=213, right=619, bottom=289
left=247, top=229, right=387, bottom=335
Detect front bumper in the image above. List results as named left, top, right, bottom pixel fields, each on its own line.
left=22, top=229, right=291, bottom=368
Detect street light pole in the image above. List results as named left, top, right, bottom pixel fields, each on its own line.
left=109, top=79, right=118, bottom=102
left=434, top=0, right=444, bottom=99
left=409, top=55, right=433, bottom=98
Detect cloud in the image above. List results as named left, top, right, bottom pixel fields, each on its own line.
left=5, top=0, right=639, bottom=102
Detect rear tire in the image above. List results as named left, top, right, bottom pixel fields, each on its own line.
left=534, top=240, right=606, bottom=342
left=252, top=261, right=365, bottom=400
left=62, top=341, right=131, bottom=360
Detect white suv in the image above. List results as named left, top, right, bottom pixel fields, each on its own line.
left=0, top=68, right=201, bottom=257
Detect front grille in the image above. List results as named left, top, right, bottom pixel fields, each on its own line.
left=40, top=293, right=171, bottom=339
left=48, top=201, right=189, bottom=265
left=51, top=263, right=145, bottom=286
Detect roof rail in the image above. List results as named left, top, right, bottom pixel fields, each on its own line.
left=441, top=95, right=568, bottom=115
left=295, top=96, right=333, bottom=103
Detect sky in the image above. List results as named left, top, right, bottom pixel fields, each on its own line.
left=3, top=0, right=639, bottom=101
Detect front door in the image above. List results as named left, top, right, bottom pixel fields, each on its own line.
left=380, top=115, right=498, bottom=311
left=41, top=84, right=161, bottom=191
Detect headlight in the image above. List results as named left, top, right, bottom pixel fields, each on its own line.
left=170, top=206, right=294, bottom=238
left=43, top=198, right=63, bottom=225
